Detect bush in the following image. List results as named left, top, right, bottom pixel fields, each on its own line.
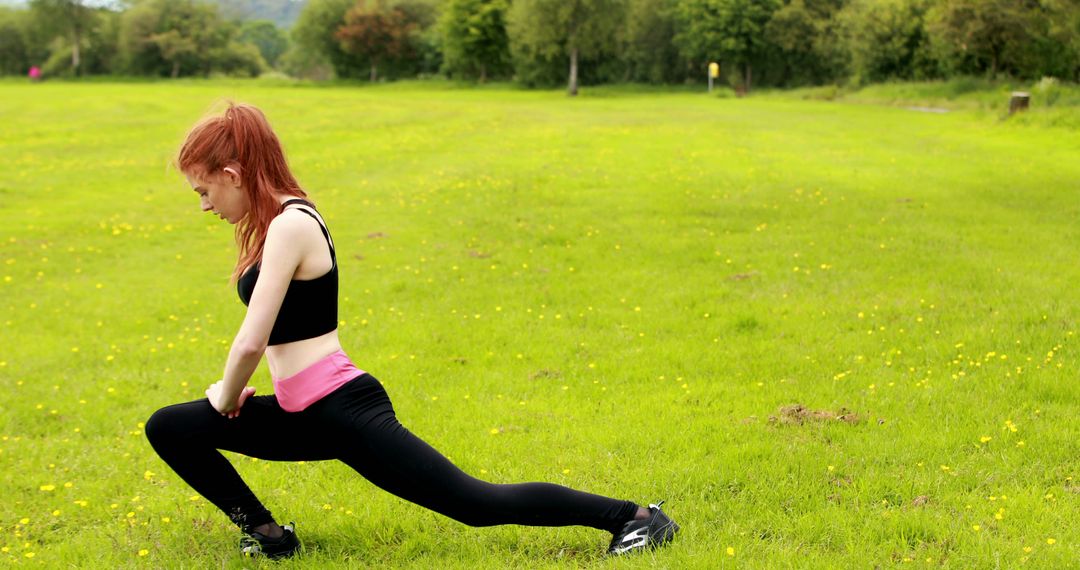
left=210, top=41, right=267, bottom=77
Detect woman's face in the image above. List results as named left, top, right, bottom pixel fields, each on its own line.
left=185, top=167, right=248, bottom=224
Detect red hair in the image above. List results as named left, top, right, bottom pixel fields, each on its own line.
left=176, top=102, right=309, bottom=282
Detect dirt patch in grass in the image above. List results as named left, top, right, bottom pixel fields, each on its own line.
left=831, top=475, right=854, bottom=487
left=768, top=404, right=862, bottom=425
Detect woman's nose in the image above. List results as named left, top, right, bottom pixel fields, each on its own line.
left=200, top=196, right=212, bottom=211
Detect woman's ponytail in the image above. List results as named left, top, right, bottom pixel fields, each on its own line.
left=176, top=101, right=309, bottom=282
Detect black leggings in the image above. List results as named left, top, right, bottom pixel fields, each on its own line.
left=144, top=373, right=638, bottom=534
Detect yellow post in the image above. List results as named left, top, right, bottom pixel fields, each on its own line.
left=708, top=62, right=719, bottom=92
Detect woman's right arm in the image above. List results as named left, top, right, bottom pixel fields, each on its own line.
left=211, top=213, right=311, bottom=414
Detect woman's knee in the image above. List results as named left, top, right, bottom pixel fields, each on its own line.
left=144, top=401, right=205, bottom=446
left=144, top=405, right=175, bottom=446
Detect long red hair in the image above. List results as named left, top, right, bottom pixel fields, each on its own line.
left=176, top=102, right=309, bottom=282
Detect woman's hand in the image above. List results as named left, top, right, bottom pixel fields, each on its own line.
left=205, top=380, right=256, bottom=419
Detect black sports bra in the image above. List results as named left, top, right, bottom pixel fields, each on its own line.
left=237, top=199, right=338, bottom=346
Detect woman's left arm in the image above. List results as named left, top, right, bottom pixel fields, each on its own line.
left=210, top=214, right=310, bottom=415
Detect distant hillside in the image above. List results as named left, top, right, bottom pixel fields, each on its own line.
left=217, top=0, right=307, bottom=29
left=0, top=1, right=308, bottom=29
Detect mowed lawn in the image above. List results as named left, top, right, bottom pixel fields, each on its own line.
left=0, top=79, right=1077, bottom=568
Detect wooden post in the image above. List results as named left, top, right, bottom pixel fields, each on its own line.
left=1009, top=92, right=1030, bottom=115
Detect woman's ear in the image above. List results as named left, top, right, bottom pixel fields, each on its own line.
left=223, top=166, right=241, bottom=187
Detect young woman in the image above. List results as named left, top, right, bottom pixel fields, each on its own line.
left=144, top=102, right=679, bottom=560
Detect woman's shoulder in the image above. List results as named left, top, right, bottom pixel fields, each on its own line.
left=259, top=211, right=323, bottom=270
left=277, top=202, right=327, bottom=226
left=264, top=207, right=323, bottom=246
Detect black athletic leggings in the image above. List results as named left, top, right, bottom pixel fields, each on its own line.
left=144, top=373, right=638, bottom=534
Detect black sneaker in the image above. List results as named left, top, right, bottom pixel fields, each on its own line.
left=607, top=501, right=679, bottom=555
left=239, top=522, right=301, bottom=559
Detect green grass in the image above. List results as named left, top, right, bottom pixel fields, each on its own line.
left=0, top=79, right=1077, bottom=568
left=774, top=77, right=1080, bottom=129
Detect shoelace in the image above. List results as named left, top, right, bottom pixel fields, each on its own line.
left=239, top=535, right=262, bottom=556
left=644, top=501, right=666, bottom=524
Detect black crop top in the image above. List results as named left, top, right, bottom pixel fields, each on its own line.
left=237, top=199, right=338, bottom=346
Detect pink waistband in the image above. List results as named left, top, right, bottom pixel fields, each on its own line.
left=272, top=349, right=365, bottom=412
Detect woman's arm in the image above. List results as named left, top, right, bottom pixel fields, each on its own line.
left=210, top=212, right=311, bottom=414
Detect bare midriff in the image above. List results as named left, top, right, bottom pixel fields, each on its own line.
left=265, top=329, right=343, bottom=380
left=269, top=341, right=365, bottom=413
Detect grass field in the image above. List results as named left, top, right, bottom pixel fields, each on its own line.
left=0, top=79, right=1078, bottom=568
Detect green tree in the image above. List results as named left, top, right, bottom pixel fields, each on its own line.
left=673, top=0, right=781, bottom=91
left=508, top=0, right=626, bottom=95
left=121, top=0, right=216, bottom=77
left=0, top=7, right=30, bottom=75
left=764, top=0, right=846, bottom=86
left=210, top=39, right=267, bottom=77
left=438, top=0, right=510, bottom=82
left=622, top=0, right=686, bottom=83
left=239, top=19, right=289, bottom=68
left=119, top=0, right=253, bottom=77
left=928, top=0, right=1041, bottom=78
left=149, top=28, right=197, bottom=78
left=391, top=0, right=442, bottom=77
left=24, top=1, right=119, bottom=76
left=29, top=0, right=97, bottom=75
left=838, top=0, right=937, bottom=83
left=1041, top=0, right=1080, bottom=81
left=292, top=0, right=359, bottom=78
left=335, top=0, right=418, bottom=81
left=278, top=42, right=335, bottom=78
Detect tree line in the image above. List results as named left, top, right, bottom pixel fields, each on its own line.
left=2, top=0, right=1078, bottom=94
